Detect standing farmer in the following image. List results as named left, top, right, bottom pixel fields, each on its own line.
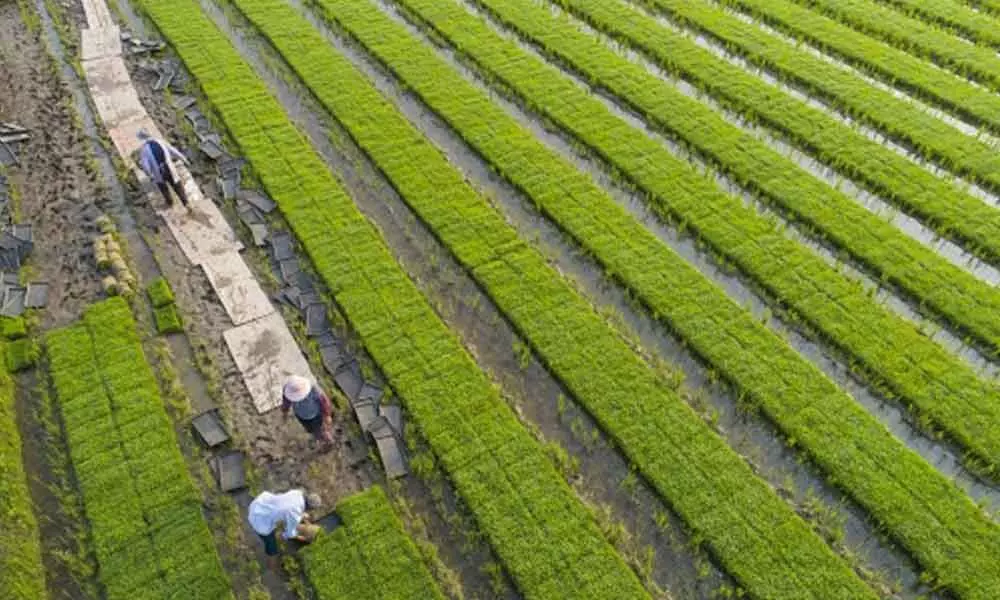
left=247, top=489, right=322, bottom=569
left=136, top=129, right=190, bottom=208
left=282, top=376, right=333, bottom=450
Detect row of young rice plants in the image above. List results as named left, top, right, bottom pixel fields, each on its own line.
left=0, top=343, right=46, bottom=599
left=471, top=0, right=1000, bottom=355
left=46, top=298, right=231, bottom=600
left=302, top=486, right=445, bottom=599
left=316, top=0, right=1000, bottom=597
left=227, top=1, right=873, bottom=596
left=568, top=0, right=1000, bottom=250
left=785, top=0, right=1000, bottom=89
left=380, top=0, right=1000, bottom=476
left=971, top=0, right=1000, bottom=17
left=128, top=1, right=651, bottom=597
left=718, top=0, right=1000, bottom=135
left=877, top=0, right=1000, bottom=46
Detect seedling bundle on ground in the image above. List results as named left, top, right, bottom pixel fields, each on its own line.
left=4, top=0, right=1000, bottom=598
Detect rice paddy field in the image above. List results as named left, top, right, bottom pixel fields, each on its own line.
left=4, top=0, right=1000, bottom=598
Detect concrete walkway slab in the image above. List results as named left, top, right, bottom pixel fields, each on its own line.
left=81, top=26, right=121, bottom=61
left=80, top=0, right=114, bottom=29
left=84, top=57, right=147, bottom=134
left=224, top=312, right=314, bottom=413
left=201, top=251, right=274, bottom=326
left=157, top=198, right=243, bottom=266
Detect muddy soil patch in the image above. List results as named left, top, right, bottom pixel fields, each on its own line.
left=0, top=0, right=103, bottom=328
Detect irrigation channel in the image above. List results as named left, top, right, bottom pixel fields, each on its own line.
left=155, top=0, right=1000, bottom=595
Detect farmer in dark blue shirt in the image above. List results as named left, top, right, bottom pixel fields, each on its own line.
left=281, top=376, right=333, bottom=451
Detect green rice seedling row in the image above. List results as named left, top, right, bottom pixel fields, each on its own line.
left=372, top=0, right=1000, bottom=477
left=563, top=0, right=1000, bottom=255
left=784, top=0, right=1000, bottom=89
left=302, top=486, right=445, bottom=599
left=129, top=1, right=650, bottom=596
left=46, top=298, right=231, bottom=600
left=875, top=0, right=1000, bottom=47
left=228, top=1, right=875, bottom=596
left=970, top=0, right=1000, bottom=17
left=310, top=0, right=1000, bottom=596
left=720, top=0, right=1000, bottom=135
left=464, top=0, right=1000, bottom=373
left=0, top=344, right=46, bottom=599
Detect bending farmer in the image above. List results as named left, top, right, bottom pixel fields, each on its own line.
left=282, top=376, right=333, bottom=450
left=136, top=129, right=190, bottom=208
left=248, top=489, right=322, bottom=568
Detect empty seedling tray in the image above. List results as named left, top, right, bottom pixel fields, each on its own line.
left=212, top=450, right=246, bottom=492
left=367, top=416, right=407, bottom=479
left=191, top=409, right=230, bottom=448
left=334, top=360, right=364, bottom=402
left=24, top=282, right=49, bottom=309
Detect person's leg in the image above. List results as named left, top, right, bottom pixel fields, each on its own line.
left=156, top=181, right=174, bottom=206
left=319, top=416, right=334, bottom=451
left=168, top=170, right=189, bottom=206
left=302, top=415, right=333, bottom=451
left=164, top=167, right=189, bottom=207
left=259, top=531, right=280, bottom=570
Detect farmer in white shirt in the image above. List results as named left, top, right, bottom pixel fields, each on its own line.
left=136, top=129, right=190, bottom=208
left=248, top=489, right=322, bottom=568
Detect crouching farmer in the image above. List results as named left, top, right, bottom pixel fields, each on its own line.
left=282, top=375, right=333, bottom=451
left=248, top=489, right=322, bottom=569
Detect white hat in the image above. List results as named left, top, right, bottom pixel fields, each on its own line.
left=283, top=376, right=311, bottom=402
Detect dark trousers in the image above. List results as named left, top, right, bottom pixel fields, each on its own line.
left=156, top=163, right=188, bottom=206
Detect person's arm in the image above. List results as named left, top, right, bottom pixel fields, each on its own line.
left=138, top=145, right=156, bottom=180
left=281, top=493, right=306, bottom=539
left=281, top=514, right=303, bottom=540
left=281, top=396, right=291, bottom=420
left=165, top=141, right=189, bottom=164
left=318, top=390, right=332, bottom=419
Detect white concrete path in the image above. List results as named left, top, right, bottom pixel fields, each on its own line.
left=78, top=0, right=312, bottom=413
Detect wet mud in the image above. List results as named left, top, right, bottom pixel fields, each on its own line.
left=0, top=0, right=104, bottom=329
